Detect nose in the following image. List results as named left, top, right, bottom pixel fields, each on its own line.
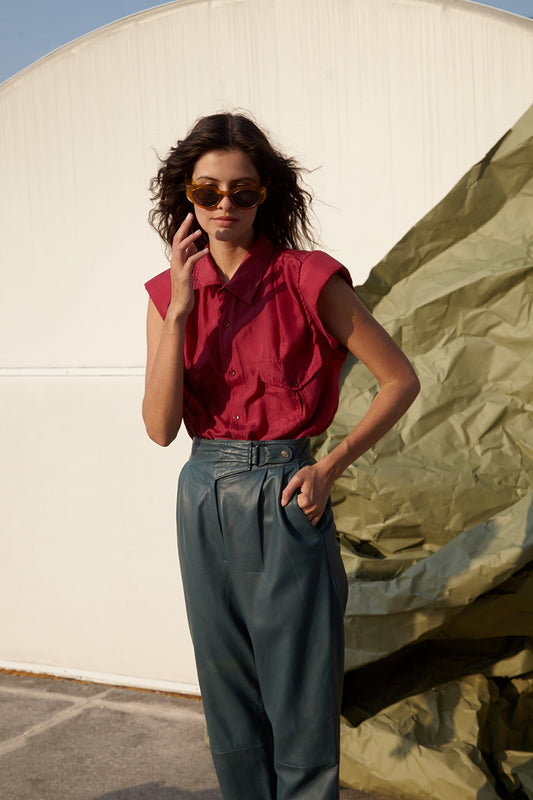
left=218, top=193, right=236, bottom=211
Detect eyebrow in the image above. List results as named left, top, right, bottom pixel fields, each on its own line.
left=195, top=175, right=258, bottom=183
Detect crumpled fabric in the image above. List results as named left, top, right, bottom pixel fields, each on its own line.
left=313, top=102, right=533, bottom=799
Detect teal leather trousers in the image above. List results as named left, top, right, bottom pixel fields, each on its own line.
left=176, top=438, right=348, bottom=799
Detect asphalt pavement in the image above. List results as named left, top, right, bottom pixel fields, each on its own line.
left=0, top=671, right=389, bottom=800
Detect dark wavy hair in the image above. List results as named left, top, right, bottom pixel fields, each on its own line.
left=148, top=112, right=316, bottom=252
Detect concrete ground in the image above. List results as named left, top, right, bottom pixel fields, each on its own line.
left=0, top=671, right=388, bottom=800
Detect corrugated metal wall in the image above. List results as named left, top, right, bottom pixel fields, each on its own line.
left=1, top=0, right=532, bottom=690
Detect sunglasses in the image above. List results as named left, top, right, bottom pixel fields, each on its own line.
left=186, top=182, right=267, bottom=210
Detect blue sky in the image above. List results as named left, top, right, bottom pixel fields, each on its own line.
left=0, top=0, right=532, bottom=84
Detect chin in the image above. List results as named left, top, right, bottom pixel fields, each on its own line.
left=214, top=229, right=240, bottom=241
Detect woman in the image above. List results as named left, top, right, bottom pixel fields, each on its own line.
left=143, top=112, right=420, bottom=800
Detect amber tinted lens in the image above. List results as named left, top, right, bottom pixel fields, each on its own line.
left=232, top=188, right=261, bottom=208
left=190, top=186, right=221, bottom=208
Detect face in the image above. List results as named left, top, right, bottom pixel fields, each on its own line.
left=190, top=149, right=262, bottom=250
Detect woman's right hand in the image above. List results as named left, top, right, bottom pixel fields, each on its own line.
left=168, top=213, right=208, bottom=318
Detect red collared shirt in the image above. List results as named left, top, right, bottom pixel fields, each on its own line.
left=145, top=234, right=353, bottom=441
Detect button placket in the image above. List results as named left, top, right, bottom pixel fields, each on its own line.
left=220, top=295, right=242, bottom=428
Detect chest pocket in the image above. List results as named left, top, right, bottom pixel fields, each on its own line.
left=258, top=356, right=323, bottom=433
left=258, top=357, right=321, bottom=391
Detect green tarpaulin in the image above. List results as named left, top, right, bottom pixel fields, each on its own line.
left=315, top=102, right=533, bottom=799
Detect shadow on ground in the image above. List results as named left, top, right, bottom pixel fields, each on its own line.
left=93, top=781, right=369, bottom=799
left=94, top=785, right=221, bottom=800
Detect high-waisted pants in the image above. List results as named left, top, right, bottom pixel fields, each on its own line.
left=176, top=437, right=348, bottom=800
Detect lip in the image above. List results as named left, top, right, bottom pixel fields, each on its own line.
left=214, top=216, right=238, bottom=226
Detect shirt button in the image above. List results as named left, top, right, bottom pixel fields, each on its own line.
left=232, top=414, right=240, bottom=421
left=224, top=322, right=230, bottom=328
left=229, top=369, right=236, bottom=376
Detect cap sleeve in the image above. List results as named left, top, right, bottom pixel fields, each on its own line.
left=145, top=269, right=171, bottom=320
left=299, top=251, right=354, bottom=349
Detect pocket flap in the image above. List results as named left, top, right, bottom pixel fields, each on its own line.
left=258, top=358, right=322, bottom=390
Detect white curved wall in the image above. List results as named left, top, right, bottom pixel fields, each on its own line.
left=1, top=0, right=532, bottom=691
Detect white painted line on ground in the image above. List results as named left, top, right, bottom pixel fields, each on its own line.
left=0, top=689, right=115, bottom=757
left=0, top=685, right=203, bottom=732
left=95, top=698, right=204, bottom=721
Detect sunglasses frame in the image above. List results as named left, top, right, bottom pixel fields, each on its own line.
left=186, top=182, right=267, bottom=210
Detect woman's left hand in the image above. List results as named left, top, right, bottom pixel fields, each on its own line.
left=280, top=462, right=333, bottom=526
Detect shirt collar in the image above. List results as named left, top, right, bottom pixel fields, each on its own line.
left=193, top=234, right=274, bottom=304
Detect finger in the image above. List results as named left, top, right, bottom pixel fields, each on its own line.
left=297, top=497, right=319, bottom=521
left=175, top=212, right=194, bottom=240
left=172, top=239, right=206, bottom=273
left=189, top=247, right=209, bottom=267
left=172, top=229, right=202, bottom=258
left=172, top=215, right=202, bottom=251
left=280, top=473, right=303, bottom=506
left=184, top=241, right=197, bottom=259
left=175, top=249, right=208, bottom=280
left=297, top=493, right=322, bottom=518
left=296, top=492, right=309, bottom=511
left=299, top=498, right=322, bottom=525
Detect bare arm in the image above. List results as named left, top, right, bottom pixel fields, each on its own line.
left=281, top=274, right=420, bottom=523
left=142, top=214, right=208, bottom=446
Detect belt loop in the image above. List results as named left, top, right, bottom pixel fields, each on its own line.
left=255, top=442, right=267, bottom=467
left=251, top=442, right=259, bottom=468
left=249, top=442, right=254, bottom=469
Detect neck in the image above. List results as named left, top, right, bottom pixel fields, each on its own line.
left=209, top=235, right=255, bottom=283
